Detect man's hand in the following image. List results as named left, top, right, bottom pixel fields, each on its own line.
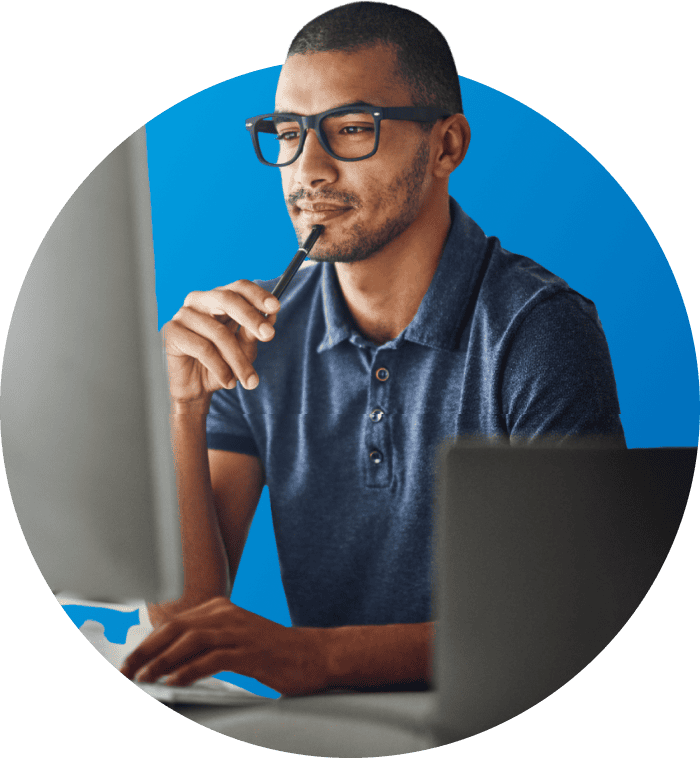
left=162, top=281, right=280, bottom=410
left=120, top=597, right=328, bottom=696
left=123, top=598, right=434, bottom=694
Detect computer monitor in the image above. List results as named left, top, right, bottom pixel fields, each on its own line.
left=1, top=128, right=182, bottom=604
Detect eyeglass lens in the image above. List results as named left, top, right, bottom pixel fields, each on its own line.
left=256, top=110, right=377, bottom=165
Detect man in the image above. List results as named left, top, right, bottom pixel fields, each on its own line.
left=121, top=2, right=625, bottom=695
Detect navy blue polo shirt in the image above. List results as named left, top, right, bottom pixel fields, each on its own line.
left=206, top=198, right=625, bottom=628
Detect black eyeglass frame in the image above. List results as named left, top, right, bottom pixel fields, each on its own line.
left=245, top=104, right=452, bottom=167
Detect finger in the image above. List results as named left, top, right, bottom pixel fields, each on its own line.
left=173, top=308, right=260, bottom=390
left=132, top=628, right=222, bottom=683
left=237, top=320, right=271, bottom=369
left=121, top=598, right=237, bottom=680
left=163, top=319, right=239, bottom=390
left=216, top=279, right=280, bottom=318
left=238, top=309, right=277, bottom=345
left=184, top=284, right=278, bottom=342
left=120, top=622, right=185, bottom=680
left=164, top=649, right=235, bottom=687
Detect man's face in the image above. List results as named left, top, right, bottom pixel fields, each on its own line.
left=275, top=45, right=433, bottom=263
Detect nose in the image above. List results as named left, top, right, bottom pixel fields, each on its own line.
left=291, top=128, right=339, bottom=188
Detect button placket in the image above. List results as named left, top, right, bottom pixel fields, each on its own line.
left=365, top=355, right=392, bottom=488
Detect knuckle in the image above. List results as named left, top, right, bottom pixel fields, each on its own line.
left=206, top=629, right=224, bottom=647
left=173, top=305, right=193, bottom=321
left=183, top=290, right=204, bottom=307
left=218, top=281, right=248, bottom=297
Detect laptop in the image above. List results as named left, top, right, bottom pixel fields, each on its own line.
left=431, top=443, right=695, bottom=743
left=165, top=444, right=694, bottom=755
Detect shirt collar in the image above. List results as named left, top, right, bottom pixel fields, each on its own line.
left=317, top=198, right=487, bottom=353
left=316, top=262, right=353, bottom=352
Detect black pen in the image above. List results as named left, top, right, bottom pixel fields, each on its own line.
left=269, top=224, right=325, bottom=304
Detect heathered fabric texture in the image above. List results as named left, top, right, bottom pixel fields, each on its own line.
left=207, top=198, right=625, bottom=627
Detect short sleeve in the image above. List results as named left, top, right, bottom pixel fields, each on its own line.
left=501, top=291, right=626, bottom=447
left=206, top=387, right=260, bottom=457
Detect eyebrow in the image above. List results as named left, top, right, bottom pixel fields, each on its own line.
left=272, top=100, right=374, bottom=115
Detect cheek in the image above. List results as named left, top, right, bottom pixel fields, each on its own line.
left=362, top=162, right=398, bottom=191
left=354, top=160, right=409, bottom=208
left=280, top=168, right=292, bottom=197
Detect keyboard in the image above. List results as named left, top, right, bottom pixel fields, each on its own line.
left=57, top=595, right=273, bottom=707
left=135, top=676, right=271, bottom=706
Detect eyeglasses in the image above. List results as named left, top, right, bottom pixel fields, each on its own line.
left=245, top=103, right=451, bottom=167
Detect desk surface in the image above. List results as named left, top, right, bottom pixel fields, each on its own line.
left=174, top=690, right=442, bottom=757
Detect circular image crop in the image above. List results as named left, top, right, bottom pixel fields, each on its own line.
left=1, top=5, right=697, bottom=757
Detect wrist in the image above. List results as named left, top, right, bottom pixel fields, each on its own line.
left=170, top=395, right=212, bottom=415
left=313, top=627, right=339, bottom=692
left=318, top=626, right=350, bottom=691
left=314, top=623, right=433, bottom=692
left=284, top=627, right=338, bottom=695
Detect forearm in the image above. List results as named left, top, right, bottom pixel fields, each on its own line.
left=320, top=621, right=434, bottom=692
left=170, top=403, right=229, bottom=602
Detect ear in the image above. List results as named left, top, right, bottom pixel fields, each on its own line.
left=432, top=114, right=470, bottom=179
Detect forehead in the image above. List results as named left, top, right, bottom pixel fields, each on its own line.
left=275, top=45, right=413, bottom=114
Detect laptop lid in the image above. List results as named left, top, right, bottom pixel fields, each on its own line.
left=432, top=445, right=695, bottom=741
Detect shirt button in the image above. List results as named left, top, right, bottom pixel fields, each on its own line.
left=375, top=367, right=389, bottom=382
left=369, top=450, right=383, bottom=465
left=369, top=408, right=384, bottom=422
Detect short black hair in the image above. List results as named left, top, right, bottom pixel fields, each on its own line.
left=287, top=2, right=463, bottom=117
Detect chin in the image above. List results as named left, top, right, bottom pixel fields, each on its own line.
left=306, top=233, right=382, bottom=264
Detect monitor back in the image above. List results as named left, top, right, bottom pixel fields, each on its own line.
left=1, top=128, right=182, bottom=604
left=432, top=445, right=695, bottom=741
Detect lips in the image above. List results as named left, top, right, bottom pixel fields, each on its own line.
left=297, top=203, right=351, bottom=212
left=296, top=204, right=352, bottom=222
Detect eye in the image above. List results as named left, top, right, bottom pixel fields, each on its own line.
left=276, top=129, right=300, bottom=142
left=323, top=112, right=375, bottom=138
left=340, top=124, right=374, bottom=135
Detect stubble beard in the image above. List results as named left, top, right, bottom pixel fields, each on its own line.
left=288, top=139, right=431, bottom=264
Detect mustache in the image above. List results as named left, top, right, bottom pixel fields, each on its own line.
left=286, top=187, right=361, bottom=208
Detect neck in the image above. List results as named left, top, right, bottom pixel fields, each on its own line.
left=335, top=193, right=451, bottom=345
